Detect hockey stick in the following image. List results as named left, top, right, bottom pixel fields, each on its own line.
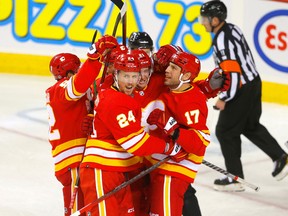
left=91, top=30, right=98, bottom=44
left=100, top=0, right=127, bottom=84
left=91, top=31, right=99, bottom=96
left=91, top=0, right=125, bottom=44
left=111, top=0, right=125, bottom=37
left=70, top=2, right=126, bottom=209
left=70, top=156, right=170, bottom=216
left=69, top=174, right=80, bottom=209
left=202, top=159, right=260, bottom=191
left=111, top=0, right=123, bottom=9
left=110, top=0, right=127, bottom=45
left=91, top=1, right=127, bottom=90
left=122, top=0, right=127, bottom=46
left=69, top=29, right=100, bottom=210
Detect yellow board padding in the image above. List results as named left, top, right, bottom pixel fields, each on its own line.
left=0, top=52, right=287, bottom=105
left=262, top=81, right=288, bottom=105
left=0, top=52, right=92, bottom=76
left=0, top=52, right=52, bottom=76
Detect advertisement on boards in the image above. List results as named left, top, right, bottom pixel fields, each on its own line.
left=0, top=0, right=287, bottom=103
left=242, top=0, right=288, bottom=84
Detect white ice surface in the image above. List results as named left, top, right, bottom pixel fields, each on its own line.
left=0, top=73, right=287, bottom=216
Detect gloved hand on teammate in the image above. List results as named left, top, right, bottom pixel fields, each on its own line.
left=164, top=140, right=188, bottom=162
left=87, top=35, right=119, bottom=62
left=147, top=108, right=179, bottom=141
left=208, top=68, right=224, bottom=90
left=147, top=109, right=188, bottom=162
left=81, top=113, right=94, bottom=135
left=194, top=68, right=224, bottom=99
left=153, top=44, right=183, bottom=73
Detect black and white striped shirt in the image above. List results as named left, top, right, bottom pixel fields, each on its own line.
left=213, top=22, right=259, bottom=102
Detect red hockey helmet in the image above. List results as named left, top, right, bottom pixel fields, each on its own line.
left=170, top=52, right=201, bottom=81
left=106, top=45, right=128, bottom=64
left=49, top=53, right=81, bottom=80
left=131, top=49, right=151, bottom=69
left=114, top=52, right=141, bottom=72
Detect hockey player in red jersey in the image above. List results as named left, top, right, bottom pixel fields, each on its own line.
left=132, top=44, right=203, bottom=216
left=128, top=31, right=224, bottom=216
left=46, top=35, right=120, bottom=216
left=79, top=50, right=187, bottom=216
left=46, top=53, right=91, bottom=216
left=147, top=51, right=210, bottom=216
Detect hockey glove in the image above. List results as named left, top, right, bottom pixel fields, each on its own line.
left=208, top=68, right=224, bottom=90
left=153, top=44, right=183, bottom=71
left=195, top=68, right=224, bottom=99
left=147, top=109, right=179, bottom=140
left=87, top=35, right=118, bottom=62
left=81, top=114, right=94, bottom=136
left=147, top=109, right=187, bottom=162
left=164, top=141, right=188, bottom=162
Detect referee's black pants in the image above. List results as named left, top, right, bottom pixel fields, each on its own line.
left=215, top=76, right=286, bottom=178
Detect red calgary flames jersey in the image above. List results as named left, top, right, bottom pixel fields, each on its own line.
left=148, top=84, right=211, bottom=183
left=81, top=86, right=167, bottom=172
left=134, top=73, right=169, bottom=134
left=46, top=59, right=102, bottom=176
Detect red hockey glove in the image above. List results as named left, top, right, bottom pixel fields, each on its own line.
left=164, top=141, right=188, bottom=162
left=153, top=44, right=183, bottom=72
left=81, top=114, right=94, bottom=135
left=147, top=109, right=164, bottom=126
left=87, top=35, right=118, bottom=62
left=195, top=68, right=224, bottom=99
left=147, top=109, right=179, bottom=140
left=147, top=109, right=187, bottom=162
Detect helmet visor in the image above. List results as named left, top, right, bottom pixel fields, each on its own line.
left=198, top=16, right=210, bottom=25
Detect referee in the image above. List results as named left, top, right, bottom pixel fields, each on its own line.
left=199, top=0, right=288, bottom=192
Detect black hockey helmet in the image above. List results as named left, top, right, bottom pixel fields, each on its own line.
left=200, top=0, right=227, bottom=21
left=128, top=32, right=154, bottom=51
